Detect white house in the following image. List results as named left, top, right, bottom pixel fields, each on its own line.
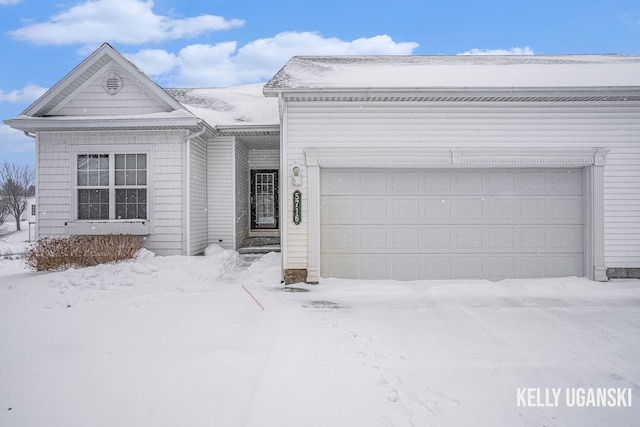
left=5, top=44, right=640, bottom=283
left=18, top=196, right=36, bottom=222
left=5, top=44, right=279, bottom=259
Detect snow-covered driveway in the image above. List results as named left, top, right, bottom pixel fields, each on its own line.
left=1, top=245, right=639, bottom=426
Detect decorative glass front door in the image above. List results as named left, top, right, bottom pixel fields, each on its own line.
left=251, top=170, right=279, bottom=230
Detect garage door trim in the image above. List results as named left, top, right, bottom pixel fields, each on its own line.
left=304, top=148, right=609, bottom=283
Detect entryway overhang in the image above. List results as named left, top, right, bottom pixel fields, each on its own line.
left=213, top=124, right=280, bottom=146
left=215, top=124, right=281, bottom=254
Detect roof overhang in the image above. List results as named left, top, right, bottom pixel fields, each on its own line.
left=213, top=123, right=280, bottom=137
left=4, top=111, right=211, bottom=134
left=264, top=86, right=640, bottom=102
left=213, top=124, right=280, bottom=150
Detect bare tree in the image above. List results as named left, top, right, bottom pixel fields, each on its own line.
left=0, top=163, right=35, bottom=231
left=0, top=196, right=9, bottom=227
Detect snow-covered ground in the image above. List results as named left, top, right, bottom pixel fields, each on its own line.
left=1, top=223, right=639, bottom=426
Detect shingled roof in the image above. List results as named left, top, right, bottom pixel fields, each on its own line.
left=264, top=55, right=640, bottom=91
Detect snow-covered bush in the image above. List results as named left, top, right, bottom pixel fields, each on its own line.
left=203, top=243, right=240, bottom=278
left=24, top=235, right=144, bottom=271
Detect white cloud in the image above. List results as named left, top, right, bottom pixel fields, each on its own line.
left=233, top=32, right=418, bottom=78
left=619, top=13, right=640, bottom=27
left=458, top=46, right=535, bottom=55
left=0, top=0, right=22, bottom=5
left=9, top=0, right=244, bottom=46
left=125, top=49, right=178, bottom=75
left=0, top=125, right=35, bottom=157
left=0, top=84, right=48, bottom=103
left=171, top=42, right=241, bottom=87
left=132, top=31, right=419, bottom=87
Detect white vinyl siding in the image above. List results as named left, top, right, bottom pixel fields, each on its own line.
left=37, top=130, right=185, bottom=256
left=207, top=136, right=236, bottom=250
left=249, top=150, right=279, bottom=169
left=146, top=133, right=184, bottom=255
left=189, top=137, right=208, bottom=255
left=603, top=149, right=640, bottom=267
left=283, top=100, right=640, bottom=270
left=37, top=134, right=72, bottom=239
left=53, top=65, right=168, bottom=116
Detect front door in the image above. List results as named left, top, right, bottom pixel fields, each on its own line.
left=251, top=169, right=279, bottom=230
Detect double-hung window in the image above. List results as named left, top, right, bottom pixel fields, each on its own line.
left=77, top=153, right=147, bottom=220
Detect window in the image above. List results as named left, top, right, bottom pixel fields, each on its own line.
left=77, top=154, right=109, bottom=219
left=115, top=154, right=147, bottom=220
left=77, top=153, right=147, bottom=220
left=31, top=204, right=36, bottom=216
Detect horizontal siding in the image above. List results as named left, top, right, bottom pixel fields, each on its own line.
left=190, top=138, right=208, bottom=255
left=152, top=218, right=183, bottom=228
left=249, top=149, right=279, bottom=169
left=284, top=100, right=640, bottom=269
left=148, top=131, right=184, bottom=256
left=37, top=132, right=71, bottom=239
left=285, top=189, right=308, bottom=269
left=286, top=104, right=638, bottom=146
left=208, top=136, right=235, bottom=249
left=603, top=143, right=640, bottom=266
left=55, top=63, right=167, bottom=116
left=36, top=130, right=185, bottom=256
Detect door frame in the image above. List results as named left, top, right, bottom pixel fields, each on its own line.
left=250, top=169, right=279, bottom=231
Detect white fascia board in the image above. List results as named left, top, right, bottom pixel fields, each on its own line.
left=5, top=116, right=204, bottom=132
left=19, top=45, right=112, bottom=117
left=214, top=124, right=280, bottom=134
left=263, top=86, right=640, bottom=101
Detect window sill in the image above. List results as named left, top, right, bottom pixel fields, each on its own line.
left=64, top=220, right=151, bottom=236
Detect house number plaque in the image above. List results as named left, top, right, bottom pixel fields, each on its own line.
left=293, top=190, right=302, bottom=225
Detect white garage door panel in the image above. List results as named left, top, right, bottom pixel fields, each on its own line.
left=321, top=225, right=583, bottom=254
left=323, top=253, right=585, bottom=281
left=321, top=169, right=584, bottom=280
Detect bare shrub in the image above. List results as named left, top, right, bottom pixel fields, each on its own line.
left=24, top=235, right=144, bottom=271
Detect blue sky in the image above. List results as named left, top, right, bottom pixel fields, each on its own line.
left=1, top=0, right=639, bottom=167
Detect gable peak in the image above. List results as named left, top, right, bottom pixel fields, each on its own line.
left=20, top=43, right=184, bottom=117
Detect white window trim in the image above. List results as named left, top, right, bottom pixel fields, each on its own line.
left=304, top=147, right=609, bottom=283
left=66, top=144, right=153, bottom=235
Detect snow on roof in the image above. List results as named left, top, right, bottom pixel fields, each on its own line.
left=166, top=83, right=279, bottom=127
left=4, top=109, right=204, bottom=131
left=264, top=55, right=640, bottom=91
left=11, top=109, right=197, bottom=121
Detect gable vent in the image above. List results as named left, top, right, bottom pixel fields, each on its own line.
left=103, top=73, right=123, bottom=95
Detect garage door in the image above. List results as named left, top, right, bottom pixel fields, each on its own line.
left=320, top=169, right=584, bottom=281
